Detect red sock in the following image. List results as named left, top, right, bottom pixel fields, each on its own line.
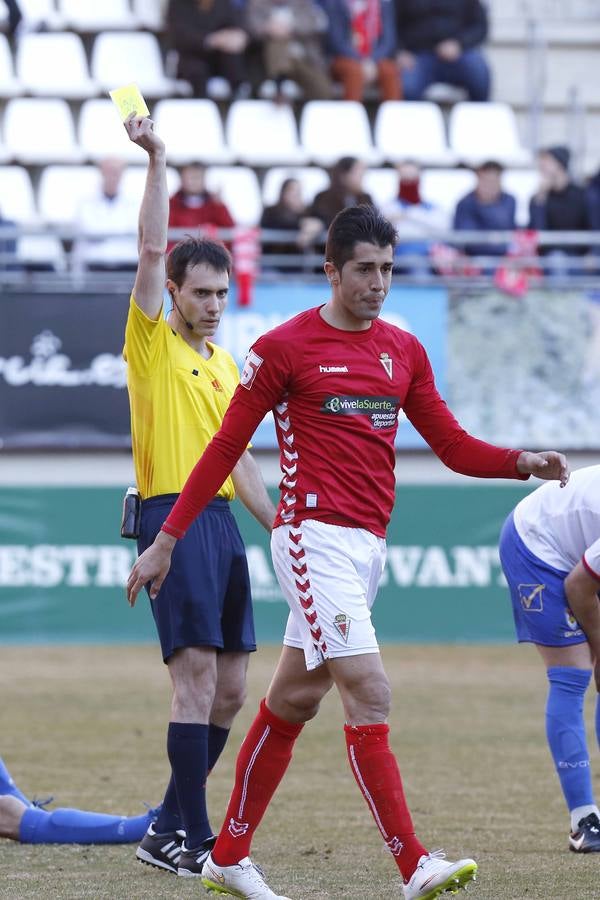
left=344, top=723, right=427, bottom=881
left=212, top=699, right=304, bottom=866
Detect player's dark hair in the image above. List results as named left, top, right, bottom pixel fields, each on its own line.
left=325, top=205, right=397, bottom=272
left=167, top=237, right=232, bottom=287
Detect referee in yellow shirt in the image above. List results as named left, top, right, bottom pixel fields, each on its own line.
left=122, top=113, right=276, bottom=877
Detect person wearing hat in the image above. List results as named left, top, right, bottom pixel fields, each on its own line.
left=529, top=146, right=590, bottom=259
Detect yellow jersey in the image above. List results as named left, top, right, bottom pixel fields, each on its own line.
left=124, top=294, right=240, bottom=500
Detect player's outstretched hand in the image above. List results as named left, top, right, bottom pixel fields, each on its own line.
left=516, top=450, right=570, bottom=487
left=123, top=112, right=165, bottom=156
left=126, top=531, right=176, bottom=607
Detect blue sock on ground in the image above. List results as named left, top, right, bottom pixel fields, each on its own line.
left=546, top=667, right=594, bottom=812
left=168, top=722, right=211, bottom=849
left=19, top=805, right=156, bottom=844
left=208, top=723, right=230, bottom=772
left=0, top=756, right=30, bottom=806
left=153, top=774, right=182, bottom=834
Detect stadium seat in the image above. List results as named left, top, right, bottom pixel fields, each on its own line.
left=59, top=0, right=138, bottom=30
left=448, top=102, right=532, bottom=167
left=0, top=166, right=37, bottom=222
left=18, top=234, right=67, bottom=271
left=3, top=99, right=83, bottom=164
left=503, top=169, right=539, bottom=227
left=0, top=34, right=22, bottom=98
left=17, top=0, right=63, bottom=29
left=299, top=101, right=382, bottom=165
left=16, top=33, right=97, bottom=98
left=363, top=168, right=399, bottom=209
left=37, top=165, right=100, bottom=226
left=91, top=32, right=174, bottom=97
left=225, top=101, right=307, bottom=166
left=153, top=99, right=234, bottom=165
left=374, top=101, right=457, bottom=166
left=261, top=166, right=329, bottom=207
left=420, top=168, right=476, bottom=218
left=78, top=99, right=149, bottom=164
left=131, top=0, right=165, bottom=30
left=204, top=167, right=262, bottom=226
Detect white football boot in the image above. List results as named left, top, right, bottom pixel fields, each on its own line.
left=403, top=850, right=477, bottom=899
left=201, top=853, right=293, bottom=899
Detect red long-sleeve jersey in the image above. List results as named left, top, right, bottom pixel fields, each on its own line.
left=163, top=306, right=525, bottom=539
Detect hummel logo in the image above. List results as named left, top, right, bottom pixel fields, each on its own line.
left=319, top=365, right=348, bottom=373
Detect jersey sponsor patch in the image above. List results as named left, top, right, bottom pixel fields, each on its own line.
left=321, top=394, right=399, bottom=429
left=240, top=349, right=263, bottom=389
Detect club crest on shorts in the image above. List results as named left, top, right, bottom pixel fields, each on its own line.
left=518, top=583, right=544, bottom=612
left=379, top=352, right=393, bottom=379
left=565, top=607, right=579, bottom=630
left=333, top=613, right=351, bottom=642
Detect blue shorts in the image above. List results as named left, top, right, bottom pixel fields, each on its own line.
left=498, top=511, right=585, bottom=647
left=138, top=494, right=256, bottom=663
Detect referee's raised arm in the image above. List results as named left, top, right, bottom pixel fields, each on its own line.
left=123, top=112, right=167, bottom=320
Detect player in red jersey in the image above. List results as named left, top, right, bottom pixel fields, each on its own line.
left=127, top=205, right=569, bottom=900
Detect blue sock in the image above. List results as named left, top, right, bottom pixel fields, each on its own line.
left=0, top=756, right=30, bottom=806
left=596, top=694, right=600, bottom=751
left=546, top=667, right=594, bottom=812
left=19, top=805, right=155, bottom=844
left=153, top=774, right=182, bottom=834
left=208, top=724, right=230, bottom=772
left=168, top=722, right=211, bottom=849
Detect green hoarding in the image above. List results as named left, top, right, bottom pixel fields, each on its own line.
left=0, top=484, right=533, bottom=645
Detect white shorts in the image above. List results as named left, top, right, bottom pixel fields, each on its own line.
left=271, top=519, right=386, bottom=671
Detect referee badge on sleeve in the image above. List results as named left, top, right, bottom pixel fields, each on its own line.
left=518, top=583, right=545, bottom=612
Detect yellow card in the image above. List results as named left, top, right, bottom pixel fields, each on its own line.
left=109, top=83, right=150, bottom=120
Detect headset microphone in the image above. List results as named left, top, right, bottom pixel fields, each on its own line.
left=172, top=297, right=194, bottom=331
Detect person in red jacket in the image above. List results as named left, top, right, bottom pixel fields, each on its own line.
left=168, top=163, right=235, bottom=250
left=128, top=203, right=569, bottom=900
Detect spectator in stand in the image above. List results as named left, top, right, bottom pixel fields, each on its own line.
left=308, top=156, right=373, bottom=227
left=395, top=0, right=490, bottom=102
left=382, top=160, right=448, bottom=271
left=453, top=161, right=516, bottom=257
left=587, top=167, right=600, bottom=231
left=529, top=146, right=590, bottom=260
left=260, top=177, right=323, bottom=265
left=74, top=157, right=138, bottom=272
left=166, top=0, right=249, bottom=98
left=318, top=0, right=401, bottom=102
left=168, top=163, right=235, bottom=250
left=245, top=0, right=333, bottom=100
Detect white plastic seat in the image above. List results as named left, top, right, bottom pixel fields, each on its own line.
left=91, top=32, right=174, bottom=97
left=78, top=99, right=149, bottom=164
left=448, top=102, right=532, bottom=167
left=502, top=169, right=539, bottom=227
left=363, top=168, right=399, bottom=209
left=153, top=99, right=233, bottom=165
left=4, top=99, right=83, bottom=163
left=299, top=101, right=382, bottom=166
left=18, top=235, right=67, bottom=271
left=37, top=165, right=100, bottom=226
left=0, top=34, right=22, bottom=98
left=121, top=165, right=181, bottom=203
left=262, top=166, right=329, bottom=207
left=16, top=33, right=97, bottom=98
left=131, top=0, right=165, bottom=30
left=374, top=101, right=456, bottom=166
left=17, top=0, right=63, bottom=29
left=204, top=167, right=262, bottom=226
left=420, top=168, right=476, bottom=219
left=226, top=101, right=307, bottom=166
left=59, top=0, right=138, bottom=30
left=0, top=166, right=37, bottom=222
